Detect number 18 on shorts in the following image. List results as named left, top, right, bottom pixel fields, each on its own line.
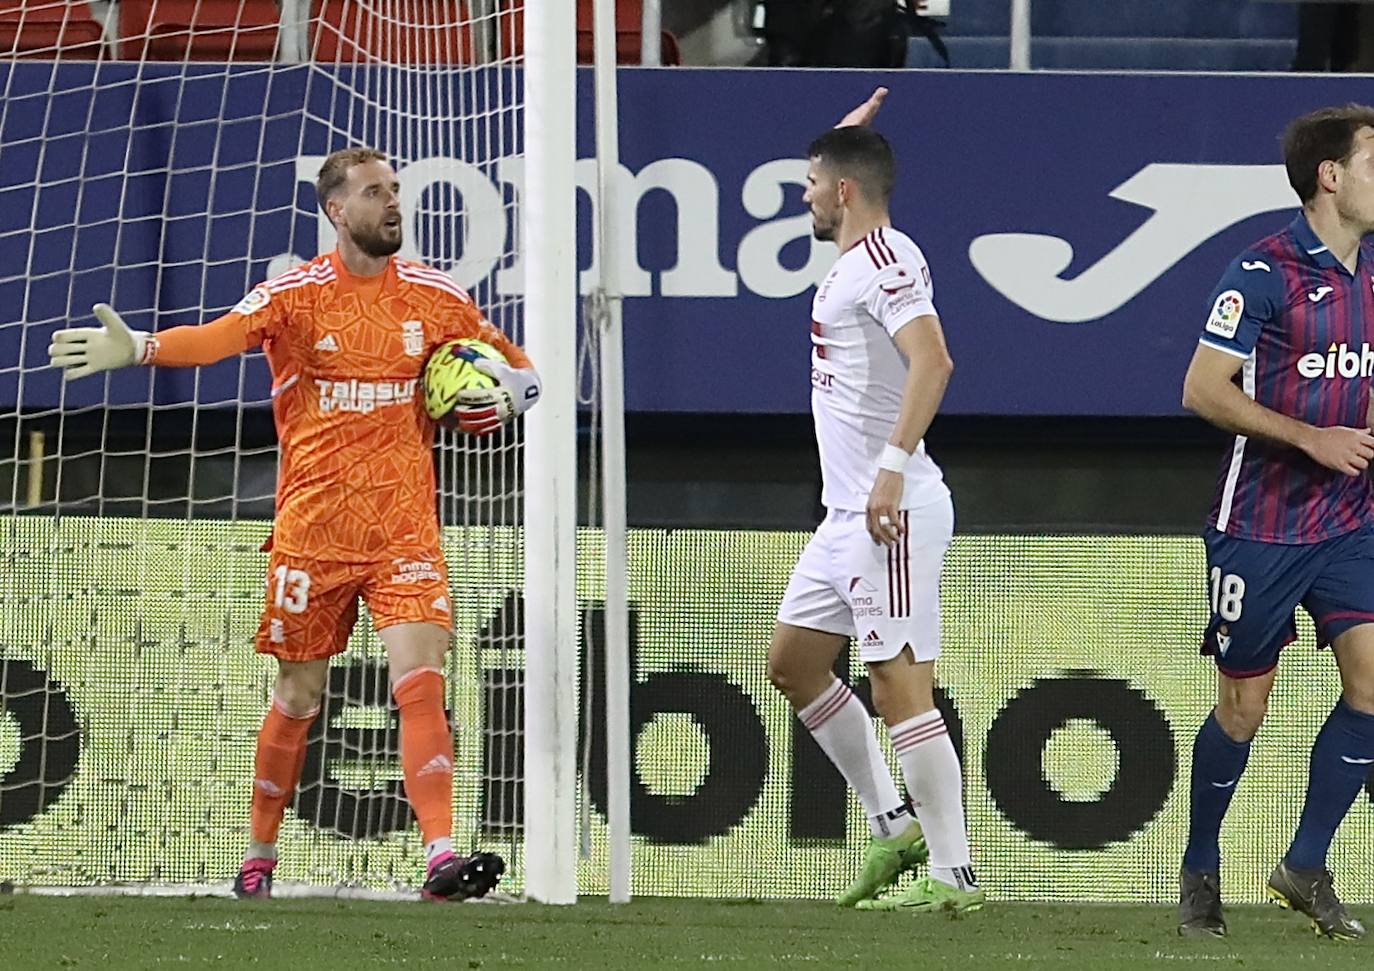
left=1202, top=525, right=1374, bottom=678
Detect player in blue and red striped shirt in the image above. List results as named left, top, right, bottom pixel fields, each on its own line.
left=1178, top=105, right=1374, bottom=941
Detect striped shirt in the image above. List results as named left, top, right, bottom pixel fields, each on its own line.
left=1198, top=214, right=1374, bottom=544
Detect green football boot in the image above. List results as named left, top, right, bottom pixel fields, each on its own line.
left=835, top=819, right=928, bottom=908
left=856, top=875, right=985, bottom=915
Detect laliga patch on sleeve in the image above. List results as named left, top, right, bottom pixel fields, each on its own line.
left=233, top=287, right=271, bottom=316
left=1204, top=289, right=1244, bottom=339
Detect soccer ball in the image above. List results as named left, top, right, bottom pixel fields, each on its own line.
left=423, top=338, right=508, bottom=426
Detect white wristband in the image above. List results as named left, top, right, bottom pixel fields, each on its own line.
left=878, top=443, right=911, bottom=474
left=135, top=333, right=156, bottom=366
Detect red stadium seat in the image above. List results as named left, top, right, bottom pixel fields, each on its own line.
left=497, top=2, right=682, bottom=65
left=0, top=1, right=105, bottom=59
left=574, top=0, right=681, bottom=65
left=574, top=27, right=681, bottom=66
left=311, top=1, right=477, bottom=65
left=118, top=0, right=280, bottom=62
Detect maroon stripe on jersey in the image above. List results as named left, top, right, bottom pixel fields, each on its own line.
left=1258, top=236, right=1299, bottom=541
left=868, top=230, right=894, bottom=266
left=875, top=227, right=898, bottom=264
left=811, top=319, right=826, bottom=359
left=1305, top=274, right=1339, bottom=541
left=1217, top=230, right=1374, bottom=542
left=863, top=234, right=886, bottom=270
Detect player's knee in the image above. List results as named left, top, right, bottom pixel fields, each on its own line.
left=868, top=685, right=903, bottom=725
left=766, top=655, right=825, bottom=708
left=1215, top=696, right=1267, bottom=742
left=1341, top=682, right=1374, bottom=715
left=274, top=665, right=326, bottom=717
left=766, top=655, right=798, bottom=695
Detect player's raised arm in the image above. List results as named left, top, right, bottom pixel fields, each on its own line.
left=836, top=86, right=888, bottom=129
left=48, top=284, right=285, bottom=379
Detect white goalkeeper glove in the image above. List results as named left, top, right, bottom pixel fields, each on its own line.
left=452, top=359, right=542, bottom=436
left=48, top=303, right=153, bottom=379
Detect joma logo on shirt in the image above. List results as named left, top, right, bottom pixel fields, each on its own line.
left=316, top=378, right=418, bottom=413
left=1296, top=343, right=1374, bottom=380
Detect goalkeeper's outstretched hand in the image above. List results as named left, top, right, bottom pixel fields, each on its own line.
left=48, top=304, right=151, bottom=380
left=452, top=359, right=542, bottom=436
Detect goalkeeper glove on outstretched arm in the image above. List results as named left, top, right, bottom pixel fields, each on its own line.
left=452, top=358, right=542, bottom=436
left=48, top=304, right=153, bottom=379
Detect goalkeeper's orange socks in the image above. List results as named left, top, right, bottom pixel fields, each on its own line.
left=393, top=666, right=456, bottom=868
left=247, top=697, right=319, bottom=854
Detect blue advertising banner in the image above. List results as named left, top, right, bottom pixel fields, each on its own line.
left=2, top=66, right=1367, bottom=415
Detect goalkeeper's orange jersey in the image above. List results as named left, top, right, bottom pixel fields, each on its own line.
left=147, top=251, right=530, bottom=562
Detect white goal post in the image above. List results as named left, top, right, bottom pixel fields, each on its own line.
left=520, top=1, right=579, bottom=906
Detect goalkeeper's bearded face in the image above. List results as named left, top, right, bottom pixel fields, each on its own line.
left=337, top=159, right=405, bottom=258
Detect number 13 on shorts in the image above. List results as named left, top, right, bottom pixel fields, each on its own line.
left=273, top=565, right=312, bottom=614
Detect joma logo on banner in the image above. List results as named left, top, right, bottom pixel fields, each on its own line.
left=279, top=158, right=1299, bottom=320
left=279, top=155, right=832, bottom=300
left=970, top=164, right=1297, bottom=323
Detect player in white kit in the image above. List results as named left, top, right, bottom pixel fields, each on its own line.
left=767, top=88, right=981, bottom=913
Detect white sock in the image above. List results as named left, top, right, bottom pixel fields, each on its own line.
left=245, top=841, right=277, bottom=862
left=931, top=865, right=979, bottom=891
left=890, top=709, right=975, bottom=887
left=797, top=678, right=909, bottom=837
left=426, top=837, right=454, bottom=866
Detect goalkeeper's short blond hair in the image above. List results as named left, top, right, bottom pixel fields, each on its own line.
left=315, top=147, right=388, bottom=215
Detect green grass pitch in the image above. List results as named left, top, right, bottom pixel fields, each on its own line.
left=0, top=896, right=1369, bottom=969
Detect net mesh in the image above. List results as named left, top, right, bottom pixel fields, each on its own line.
left=0, top=0, right=528, bottom=893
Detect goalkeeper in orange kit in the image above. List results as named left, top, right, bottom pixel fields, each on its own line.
left=48, top=147, right=540, bottom=901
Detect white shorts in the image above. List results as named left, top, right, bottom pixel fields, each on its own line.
left=777, top=499, right=953, bottom=663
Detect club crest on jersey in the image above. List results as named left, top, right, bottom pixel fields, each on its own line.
left=401, top=319, right=425, bottom=356
left=1204, top=289, right=1243, bottom=339
left=233, top=287, right=270, bottom=316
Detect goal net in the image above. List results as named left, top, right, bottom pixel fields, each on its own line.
left=0, top=0, right=545, bottom=896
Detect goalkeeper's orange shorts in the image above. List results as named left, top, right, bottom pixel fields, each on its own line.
left=253, top=547, right=452, bottom=662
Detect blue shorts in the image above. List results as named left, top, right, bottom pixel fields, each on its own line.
left=1201, top=525, right=1374, bottom=678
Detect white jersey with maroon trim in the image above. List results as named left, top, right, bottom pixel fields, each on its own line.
left=809, top=226, right=949, bottom=512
